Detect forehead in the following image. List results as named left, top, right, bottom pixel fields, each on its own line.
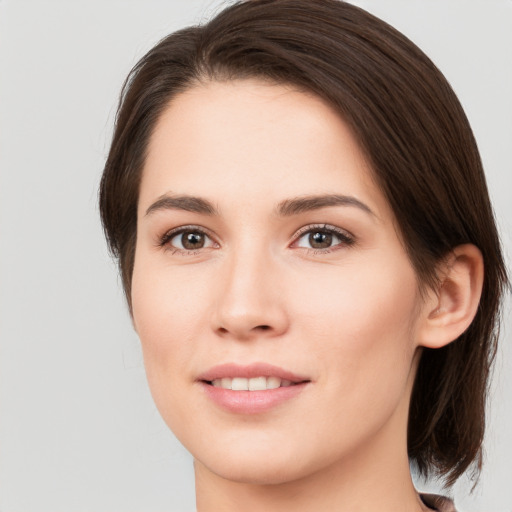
left=139, top=79, right=388, bottom=218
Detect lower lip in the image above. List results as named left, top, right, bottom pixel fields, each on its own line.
left=199, top=381, right=309, bottom=414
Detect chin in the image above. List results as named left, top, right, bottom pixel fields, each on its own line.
left=191, top=437, right=329, bottom=487
left=199, top=456, right=310, bottom=486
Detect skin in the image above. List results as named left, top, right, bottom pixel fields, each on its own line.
left=131, top=79, right=483, bottom=512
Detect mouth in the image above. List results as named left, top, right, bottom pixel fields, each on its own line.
left=206, top=376, right=305, bottom=390
left=198, top=362, right=310, bottom=387
left=197, top=363, right=311, bottom=414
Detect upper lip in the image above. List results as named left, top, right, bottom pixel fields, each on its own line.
left=197, top=362, right=310, bottom=383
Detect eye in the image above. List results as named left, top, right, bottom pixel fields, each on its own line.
left=293, top=225, right=354, bottom=251
left=160, top=226, right=217, bottom=252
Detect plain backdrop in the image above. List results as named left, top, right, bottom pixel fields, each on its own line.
left=0, top=1, right=510, bottom=511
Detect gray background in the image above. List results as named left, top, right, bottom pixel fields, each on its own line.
left=0, top=0, right=510, bottom=511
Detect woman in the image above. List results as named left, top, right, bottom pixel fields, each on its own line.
left=99, top=1, right=508, bottom=510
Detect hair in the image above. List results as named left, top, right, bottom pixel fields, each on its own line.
left=99, top=0, right=508, bottom=486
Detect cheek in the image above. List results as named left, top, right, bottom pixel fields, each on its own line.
left=131, top=255, right=208, bottom=390
left=131, top=259, right=216, bottom=436
left=293, top=255, right=419, bottom=337
left=289, top=256, right=421, bottom=393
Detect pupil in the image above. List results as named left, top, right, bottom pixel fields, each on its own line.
left=309, top=231, right=332, bottom=249
left=182, top=232, right=204, bottom=249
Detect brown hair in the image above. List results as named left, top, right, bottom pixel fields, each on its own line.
left=99, top=0, right=508, bottom=486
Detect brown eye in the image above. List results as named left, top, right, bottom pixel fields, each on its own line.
left=294, top=225, right=354, bottom=251
left=163, top=228, right=216, bottom=252
left=181, top=232, right=205, bottom=249
left=309, top=231, right=333, bottom=249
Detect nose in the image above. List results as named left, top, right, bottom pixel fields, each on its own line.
left=211, top=247, right=289, bottom=341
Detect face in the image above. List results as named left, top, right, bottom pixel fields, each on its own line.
left=132, top=79, right=427, bottom=485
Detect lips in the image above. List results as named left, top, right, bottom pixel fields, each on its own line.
left=197, top=362, right=311, bottom=414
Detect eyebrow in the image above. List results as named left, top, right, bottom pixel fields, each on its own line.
left=145, top=194, right=218, bottom=216
left=276, top=194, right=375, bottom=217
left=145, top=193, right=374, bottom=218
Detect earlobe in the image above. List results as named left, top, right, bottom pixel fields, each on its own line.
left=418, top=244, right=484, bottom=349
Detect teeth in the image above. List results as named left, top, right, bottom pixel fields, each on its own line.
left=210, top=376, right=297, bottom=391
left=231, top=377, right=249, bottom=391
left=221, top=378, right=232, bottom=389
left=267, top=376, right=281, bottom=389
left=248, top=376, right=267, bottom=391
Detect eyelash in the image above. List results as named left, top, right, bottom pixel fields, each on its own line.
left=158, top=225, right=218, bottom=255
left=158, top=223, right=355, bottom=255
left=291, top=224, right=355, bottom=253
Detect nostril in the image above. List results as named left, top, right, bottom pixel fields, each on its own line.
left=256, top=325, right=271, bottom=331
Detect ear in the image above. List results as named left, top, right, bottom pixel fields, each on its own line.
left=418, top=244, right=484, bottom=349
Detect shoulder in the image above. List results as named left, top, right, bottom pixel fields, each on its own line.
left=421, top=493, right=457, bottom=512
